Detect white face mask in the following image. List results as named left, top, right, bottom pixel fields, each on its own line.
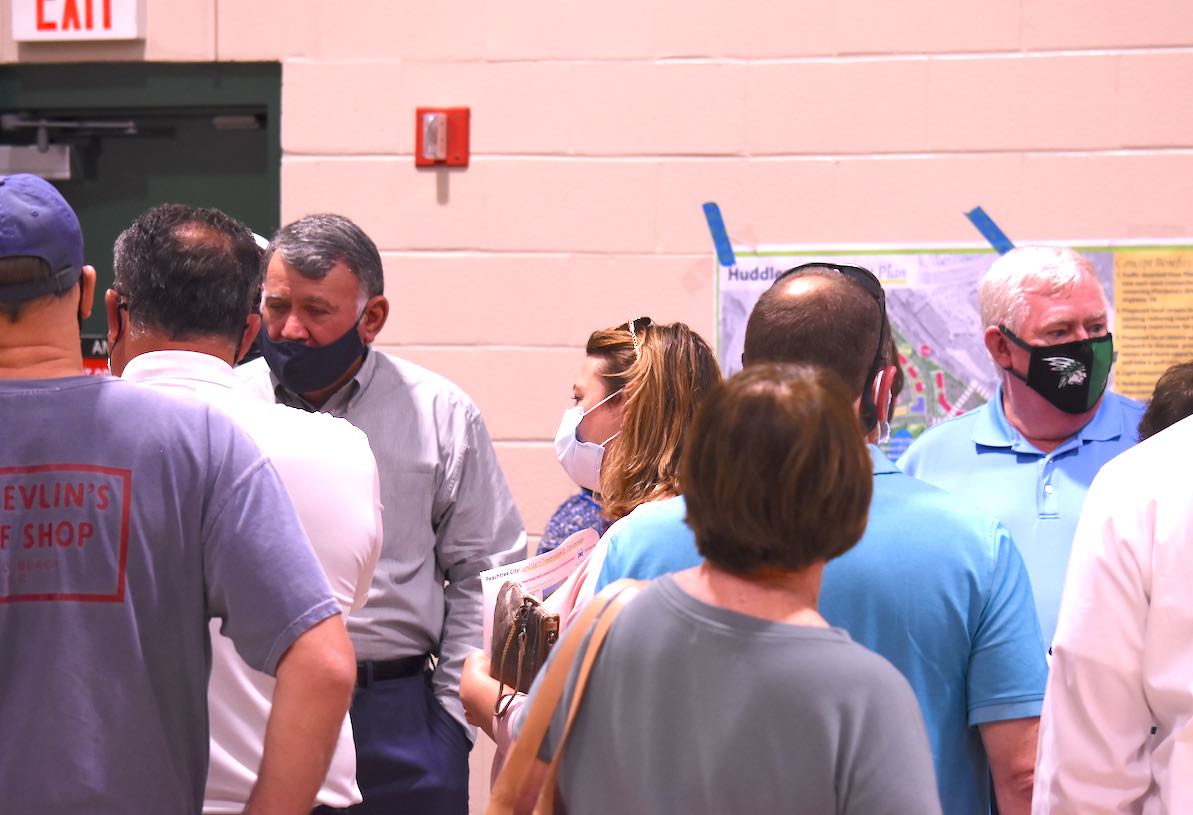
left=553, top=389, right=622, bottom=492
left=874, top=419, right=892, bottom=446
left=871, top=373, right=893, bottom=445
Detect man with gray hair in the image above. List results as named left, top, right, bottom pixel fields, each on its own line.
left=899, top=246, right=1144, bottom=649
left=238, top=213, right=525, bottom=814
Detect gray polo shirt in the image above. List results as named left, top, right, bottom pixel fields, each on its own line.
left=238, top=350, right=526, bottom=728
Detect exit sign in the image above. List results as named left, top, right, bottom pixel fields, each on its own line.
left=12, top=0, right=144, bottom=41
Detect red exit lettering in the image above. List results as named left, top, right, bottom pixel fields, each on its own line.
left=37, top=0, right=113, bottom=32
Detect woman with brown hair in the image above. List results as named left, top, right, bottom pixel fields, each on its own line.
left=550, top=318, right=719, bottom=528
left=460, top=316, right=721, bottom=749
left=508, top=364, right=942, bottom=815
left=535, top=322, right=639, bottom=557
left=595, top=318, right=721, bottom=518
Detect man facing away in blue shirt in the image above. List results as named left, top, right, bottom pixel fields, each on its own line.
left=597, top=262, right=1048, bottom=815
left=899, top=247, right=1143, bottom=649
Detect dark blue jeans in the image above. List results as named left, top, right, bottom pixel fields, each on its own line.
left=315, top=671, right=471, bottom=814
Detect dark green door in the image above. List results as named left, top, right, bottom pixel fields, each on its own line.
left=0, top=62, right=281, bottom=337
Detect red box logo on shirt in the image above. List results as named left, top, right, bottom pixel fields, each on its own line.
left=0, top=465, right=131, bottom=603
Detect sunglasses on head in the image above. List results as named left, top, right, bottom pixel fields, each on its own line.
left=627, top=316, right=653, bottom=359
left=773, top=262, right=885, bottom=310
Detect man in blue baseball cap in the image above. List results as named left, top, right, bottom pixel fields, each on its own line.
left=0, top=174, right=85, bottom=308
left=0, top=174, right=357, bottom=815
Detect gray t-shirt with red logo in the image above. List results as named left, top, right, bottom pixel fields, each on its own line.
left=0, top=375, right=338, bottom=814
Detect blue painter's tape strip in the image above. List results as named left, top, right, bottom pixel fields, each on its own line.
left=965, top=206, right=1015, bottom=255
left=702, top=202, right=736, bottom=267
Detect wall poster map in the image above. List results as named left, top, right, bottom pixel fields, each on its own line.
left=717, top=242, right=1193, bottom=460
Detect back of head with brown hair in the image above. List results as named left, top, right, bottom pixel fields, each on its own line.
left=597, top=320, right=722, bottom=520
left=742, top=267, right=887, bottom=398
left=682, top=362, right=873, bottom=575
left=1139, top=359, right=1193, bottom=440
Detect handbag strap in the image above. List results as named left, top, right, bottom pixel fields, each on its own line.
left=493, top=618, right=523, bottom=718
left=487, top=579, right=643, bottom=814
left=534, top=580, right=642, bottom=815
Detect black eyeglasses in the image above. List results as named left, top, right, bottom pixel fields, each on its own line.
left=627, top=316, right=653, bottom=358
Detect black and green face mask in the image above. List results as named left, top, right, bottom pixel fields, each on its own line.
left=999, top=326, right=1115, bottom=415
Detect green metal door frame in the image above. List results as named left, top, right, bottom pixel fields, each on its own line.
left=0, top=62, right=281, bottom=337
left=0, top=62, right=280, bottom=191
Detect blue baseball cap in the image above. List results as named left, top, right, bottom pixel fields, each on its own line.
left=0, top=174, right=84, bottom=303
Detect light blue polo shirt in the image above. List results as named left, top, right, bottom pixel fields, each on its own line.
left=898, top=388, right=1144, bottom=648
left=596, top=450, right=1047, bottom=815
left=596, top=496, right=697, bottom=589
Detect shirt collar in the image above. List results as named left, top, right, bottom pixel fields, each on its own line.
left=121, top=349, right=238, bottom=390
left=271, top=347, right=375, bottom=413
left=869, top=444, right=899, bottom=476
left=970, top=385, right=1019, bottom=449
left=1074, top=392, right=1130, bottom=443
left=971, top=383, right=1128, bottom=453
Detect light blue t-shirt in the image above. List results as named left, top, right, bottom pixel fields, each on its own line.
left=898, top=387, right=1144, bottom=648
left=596, top=496, right=696, bottom=589
left=596, top=450, right=1048, bottom=815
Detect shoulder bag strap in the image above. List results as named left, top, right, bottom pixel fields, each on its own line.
left=533, top=579, right=642, bottom=815
left=487, top=579, right=644, bottom=814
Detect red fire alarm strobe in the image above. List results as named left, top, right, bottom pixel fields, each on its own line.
left=415, top=107, right=470, bottom=167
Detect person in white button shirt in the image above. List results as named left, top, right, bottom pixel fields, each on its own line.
left=106, top=203, right=383, bottom=813
left=1033, top=410, right=1193, bottom=814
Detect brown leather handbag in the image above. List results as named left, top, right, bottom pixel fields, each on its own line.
left=490, top=581, right=560, bottom=715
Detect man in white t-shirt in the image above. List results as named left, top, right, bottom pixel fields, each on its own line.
left=106, top=203, right=383, bottom=812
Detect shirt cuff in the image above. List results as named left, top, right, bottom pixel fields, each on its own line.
left=968, top=696, right=1044, bottom=727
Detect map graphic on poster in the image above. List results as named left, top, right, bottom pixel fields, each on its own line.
left=718, top=243, right=1193, bottom=460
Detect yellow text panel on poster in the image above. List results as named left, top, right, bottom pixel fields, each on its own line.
left=1114, top=250, right=1193, bottom=401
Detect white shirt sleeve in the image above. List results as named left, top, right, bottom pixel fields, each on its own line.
left=1034, top=438, right=1193, bottom=815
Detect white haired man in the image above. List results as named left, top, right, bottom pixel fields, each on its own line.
left=899, top=246, right=1144, bottom=649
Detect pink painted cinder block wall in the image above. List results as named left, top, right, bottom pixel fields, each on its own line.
left=6, top=0, right=1193, bottom=545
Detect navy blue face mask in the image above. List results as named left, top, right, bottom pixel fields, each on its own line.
left=258, top=312, right=367, bottom=395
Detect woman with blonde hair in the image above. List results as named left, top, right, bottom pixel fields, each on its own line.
left=595, top=318, right=720, bottom=519
left=533, top=323, right=638, bottom=558
left=460, top=316, right=721, bottom=751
